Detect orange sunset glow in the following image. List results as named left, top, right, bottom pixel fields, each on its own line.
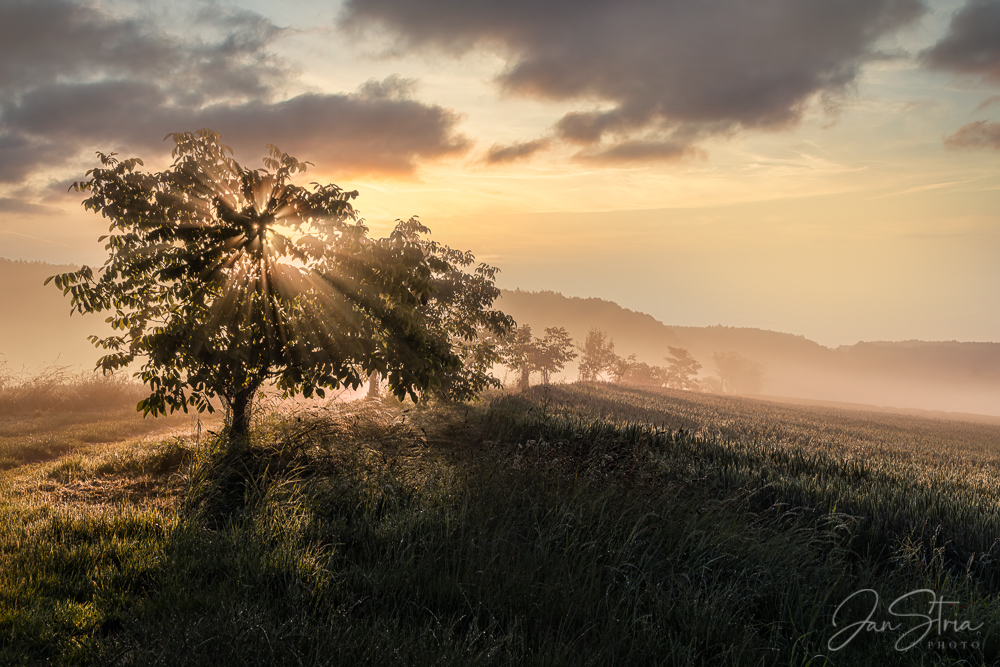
left=2, top=0, right=999, bottom=413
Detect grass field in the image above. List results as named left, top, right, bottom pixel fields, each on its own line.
left=1, top=383, right=999, bottom=665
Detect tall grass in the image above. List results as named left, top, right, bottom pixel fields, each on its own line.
left=0, top=363, right=212, bottom=469
left=486, top=384, right=1000, bottom=580
left=0, top=363, right=148, bottom=414
left=2, top=386, right=998, bottom=664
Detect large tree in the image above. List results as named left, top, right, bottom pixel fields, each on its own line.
left=48, top=129, right=503, bottom=437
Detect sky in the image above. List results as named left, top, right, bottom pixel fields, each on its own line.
left=1, top=0, right=999, bottom=348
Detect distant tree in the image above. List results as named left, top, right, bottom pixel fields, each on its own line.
left=537, top=326, right=577, bottom=384
left=713, top=351, right=764, bottom=394
left=48, top=129, right=506, bottom=438
left=578, top=328, right=618, bottom=382
left=615, top=354, right=666, bottom=387
left=700, top=376, right=724, bottom=394
left=610, top=352, right=632, bottom=384
left=500, top=325, right=576, bottom=389
left=500, top=324, right=538, bottom=390
left=664, top=346, right=702, bottom=390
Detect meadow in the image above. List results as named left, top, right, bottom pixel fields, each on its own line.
left=2, top=381, right=1000, bottom=665
left=0, top=367, right=211, bottom=470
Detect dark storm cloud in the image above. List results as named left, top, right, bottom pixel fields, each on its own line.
left=0, top=0, right=284, bottom=105
left=0, top=0, right=163, bottom=94
left=483, top=138, right=551, bottom=164
left=924, top=0, right=1000, bottom=82
left=0, top=0, right=470, bottom=192
left=943, top=120, right=1000, bottom=149
left=341, top=0, right=924, bottom=162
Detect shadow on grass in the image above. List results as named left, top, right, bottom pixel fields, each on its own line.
left=3, top=394, right=997, bottom=666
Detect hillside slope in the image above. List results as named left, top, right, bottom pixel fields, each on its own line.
left=497, top=289, right=1000, bottom=416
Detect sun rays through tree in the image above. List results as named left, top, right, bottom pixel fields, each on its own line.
left=48, top=129, right=508, bottom=438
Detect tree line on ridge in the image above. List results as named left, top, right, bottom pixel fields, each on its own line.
left=497, top=325, right=764, bottom=395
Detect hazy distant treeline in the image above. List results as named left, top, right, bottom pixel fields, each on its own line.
left=497, top=322, right=764, bottom=396
left=497, top=289, right=1000, bottom=416
left=5, top=260, right=1000, bottom=416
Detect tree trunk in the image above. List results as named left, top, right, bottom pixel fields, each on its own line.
left=228, top=387, right=254, bottom=440
left=518, top=366, right=530, bottom=391
left=367, top=371, right=381, bottom=400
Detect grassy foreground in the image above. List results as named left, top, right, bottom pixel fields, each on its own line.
left=2, top=384, right=999, bottom=665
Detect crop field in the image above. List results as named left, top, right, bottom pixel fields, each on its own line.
left=2, top=382, right=1000, bottom=665
left=0, top=368, right=218, bottom=470
left=511, top=384, right=1000, bottom=542
left=491, top=384, right=1000, bottom=584
left=533, top=383, right=1000, bottom=484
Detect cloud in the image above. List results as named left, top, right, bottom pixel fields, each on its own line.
left=0, top=0, right=469, bottom=184
left=483, top=138, right=551, bottom=164
left=0, top=0, right=284, bottom=106
left=0, top=78, right=469, bottom=180
left=0, top=197, right=59, bottom=216
left=923, top=0, right=1000, bottom=82
left=341, top=0, right=924, bottom=162
left=193, top=85, right=471, bottom=176
left=575, top=140, right=703, bottom=165
left=944, top=120, right=1000, bottom=149
left=0, top=133, right=66, bottom=184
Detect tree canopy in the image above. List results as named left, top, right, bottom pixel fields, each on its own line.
left=48, top=129, right=509, bottom=436
left=664, top=346, right=702, bottom=390
left=714, top=351, right=764, bottom=394
left=577, top=328, right=618, bottom=382
left=394, top=217, right=513, bottom=399
left=500, top=324, right=577, bottom=389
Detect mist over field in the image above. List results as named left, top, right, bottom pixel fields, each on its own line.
left=0, top=259, right=102, bottom=373
left=498, top=290, right=1000, bottom=419
left=4, top=257, right=999, bottom=419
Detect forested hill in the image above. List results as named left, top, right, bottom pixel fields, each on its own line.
left=497, top=289, right=1000, bottom=417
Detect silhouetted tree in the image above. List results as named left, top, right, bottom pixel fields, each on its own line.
left=391, top=218, right=513, bottom=400
left=500, top=325, right=577, bottom=389
left=713, top=351, right=764, bottom=394
left=617, top=356, right=667, bottom=387
left=664, top=346, right=702, bottom=390
left=500, top=324, right=538, bottom=390
left=48, top=129, right=506, bottom=438
left=537, top=326, right=577, bottom=384
left=578, top=327, right=618, bottom=382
